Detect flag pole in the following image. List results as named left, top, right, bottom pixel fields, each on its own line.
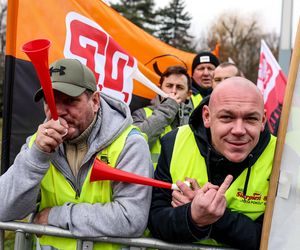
left=260, top=19, right=300, bottom=250
left=1, top=0, right=19, bottom=174
left=278, top=0, right=293, bottom=76
left=133, top=69, right=168, bottom=98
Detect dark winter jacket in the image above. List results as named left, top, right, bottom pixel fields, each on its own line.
left=191, top=79, right=212, bottom=98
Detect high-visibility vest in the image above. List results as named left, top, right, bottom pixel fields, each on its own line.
left=144, top=107, right=172, bottom=169
left=29, top=125, right=137, bottom=250
left=170, top=125, right=276, bottom=245
left=191, top=94, right=202, bottom=109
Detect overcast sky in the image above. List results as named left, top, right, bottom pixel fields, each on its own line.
left=109, top=0, right=300, bottom=46
left=171, top=0, right=299, bottom=44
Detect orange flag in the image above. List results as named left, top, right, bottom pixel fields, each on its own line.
left=3, top=0, right=198, bottom=170
left=211, top=43, right=220, bottom=58
left=6, top=0, right=196, bottom=104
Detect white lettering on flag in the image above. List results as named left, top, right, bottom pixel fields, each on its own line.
left=63, top=12, right=166, bottom=104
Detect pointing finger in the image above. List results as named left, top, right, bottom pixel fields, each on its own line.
left=210, top=175, right=233, bottom=207
left=218, top=175, right=233, bottom=196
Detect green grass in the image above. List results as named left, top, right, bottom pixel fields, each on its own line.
left=4, top=231, right=14, bottom=250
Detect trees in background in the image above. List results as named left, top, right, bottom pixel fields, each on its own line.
left=155, top=0, right=194, bottom=52
left=198, top=12, right=279, bottom=82
left=110, top=0, right=195, bottom=52
left=110, top=1, right=279, bottom=82
left=110, top=0, right=158, bottom=35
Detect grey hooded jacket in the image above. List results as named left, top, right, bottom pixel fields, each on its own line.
left=0, top=92, right=153, bottom=238
left=132, top=96, right=193, bottom=148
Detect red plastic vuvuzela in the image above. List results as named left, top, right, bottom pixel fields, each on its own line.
left=22, top=39, right=58, bottom=120
left=90, top=158, right=176, bottom=189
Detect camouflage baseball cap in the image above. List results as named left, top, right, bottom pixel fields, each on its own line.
left=34, top=58, right=97, bottom=102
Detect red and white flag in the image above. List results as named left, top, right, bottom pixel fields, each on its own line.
left=257, top=40, right=287, bottom=135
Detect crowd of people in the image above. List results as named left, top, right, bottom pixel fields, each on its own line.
left=0, top=52, right=276, bottom=250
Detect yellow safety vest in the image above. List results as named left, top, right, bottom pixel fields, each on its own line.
left=170, top=125, right=276, bottom=245
left=191, top=94, right=202, bottom=109
left=144, top=107, right=172, bottom=169
left=29, top=125, right=137, bottom=250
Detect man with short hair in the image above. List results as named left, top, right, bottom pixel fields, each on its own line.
left=149, top=77, right=276, bottom=250
left=132, top=65, right=192, bottom=168
left=0, top=58, right=153, bottom=249
left=212, top=62, right=243, bottom=88
left=190, top=51, right=220, bottom=108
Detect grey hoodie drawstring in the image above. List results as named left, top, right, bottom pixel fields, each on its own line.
left=178, top=103, right=184, bottom=119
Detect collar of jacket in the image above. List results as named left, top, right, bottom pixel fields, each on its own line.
left=191, top=79, right=212, bottom=97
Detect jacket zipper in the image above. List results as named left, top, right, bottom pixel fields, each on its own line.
left=74, top=167, right=83, bottom=199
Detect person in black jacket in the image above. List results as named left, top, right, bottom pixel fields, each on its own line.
left=148, top=77, right=276, bottom=250
left=190, top=51, right=219, bottom=108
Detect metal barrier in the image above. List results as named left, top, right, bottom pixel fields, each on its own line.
left=0, top=221, right=235, bottom=250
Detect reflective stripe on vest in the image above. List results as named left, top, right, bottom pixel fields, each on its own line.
left=170, top=125, right=276, bottom=244
left=144, top=107, right=172, bottom=169
left=191, top=94, right=202, bottom=109
left=29, top=125, right=137, bottom=250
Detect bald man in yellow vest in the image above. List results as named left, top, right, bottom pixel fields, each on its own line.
left=149, top=77, right=276, bottom=250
